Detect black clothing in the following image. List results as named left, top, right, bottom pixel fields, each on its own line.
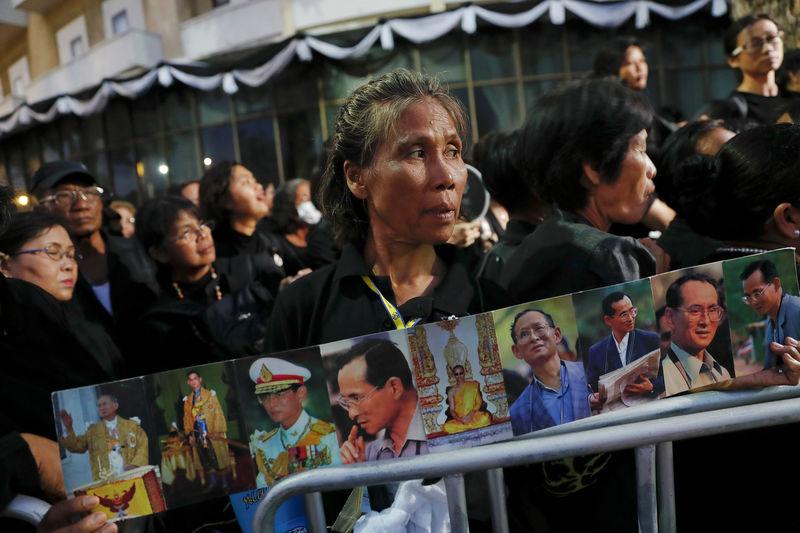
left=500, top=209, right=656, bottom=303
left=71, top=230, right=160, bottom=369
left=267, top=243, right=510, bottom=352
left=214, top=222, right=294, bottom=283
left=657, top=215, right=723, bottom=269
left=137, top=256, right=275, bottom=374
left=305, top=219, right=341, bottom=269
left=725, top=90, right=789, bottom=126
left=475, top=219, right=538, bottom=286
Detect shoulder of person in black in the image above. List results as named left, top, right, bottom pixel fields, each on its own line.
left=304, top=218, right=342, bottom=269
left=267, top=242, right=510, bottom=352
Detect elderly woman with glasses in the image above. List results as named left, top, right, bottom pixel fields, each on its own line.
left=719, top=13, right=788, bottom=125
left=134, top=195, right=278, bottom=374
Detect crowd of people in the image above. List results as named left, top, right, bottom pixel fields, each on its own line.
left=1, top=11, right=800, bottom=533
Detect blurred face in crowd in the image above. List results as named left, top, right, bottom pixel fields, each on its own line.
left=590, top=129, right=656, bottom=226
left=728, top=19, right=783, bottom=77
left=41, top=178, right=103, bottom=238
left=153, top=210, right=215, bottom=281
left=0, top=224, right=78, bottom=301
left=619, top=46, right=648, bottom=90
left=294, top=183, right=311, bottom=207
left=605, top=296, right=637, bottom=337
left=346, top=98, right=467, bottom=246
left=181, top=182, right=200, bottom=207
left=112, top=205, right=136, bottom=239
left=667, top=280, right=721, bottom=356
left=260, top=386, right=305, bottom=429
left=224, top=165, right=269, bottom=222
left=742, top=269, right=781, bottom=318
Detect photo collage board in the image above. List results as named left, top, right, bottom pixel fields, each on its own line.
left=51, top=249, right=799, bottom=530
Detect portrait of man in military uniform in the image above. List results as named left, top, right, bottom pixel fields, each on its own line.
left=245, top=356, right=341, bottom=488
left=183, top=369, right=231, bottom=492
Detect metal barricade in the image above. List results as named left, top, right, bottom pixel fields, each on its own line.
left=253, top=386, right=800, bottom=533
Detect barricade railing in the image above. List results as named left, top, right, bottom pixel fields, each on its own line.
left=253, top=386, right=800, bottom=533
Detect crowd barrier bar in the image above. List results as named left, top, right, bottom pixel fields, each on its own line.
left=253, top=386, right=800, bottom=533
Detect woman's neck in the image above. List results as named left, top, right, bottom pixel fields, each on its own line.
left=229, top=216, right=257, bottom=236
left=173, top=263, right=211, bottom=283
left=363, top=235, right=445, bottom=307
left=738, top=71, right=779, bottom=96
left=574, top=198, right=611, bottom=232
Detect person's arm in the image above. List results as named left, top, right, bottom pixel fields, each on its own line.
left=0, top=431, right=41, bottom=509
left=640, top=198, right=676, bottom=231
left=715, top=338, right=800, bottom=390
left=129, top=424, right=148, bottom=468
left=58, top=412, right=88, bottom=454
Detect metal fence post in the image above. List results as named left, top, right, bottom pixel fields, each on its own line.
left=636, top=444, right=658, bottom=533
left=304, top=492, right=327, bottom=533
left=657, top=441, right=676, bottom=533
left=486, top=468, right=509, bottom=533
left=445, top=473, right=469, bottom=533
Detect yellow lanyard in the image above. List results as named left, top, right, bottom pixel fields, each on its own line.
left=361, top=275, right=422, bottom=330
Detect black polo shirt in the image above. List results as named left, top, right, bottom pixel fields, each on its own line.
left=267, top=242, right=510, bottom=352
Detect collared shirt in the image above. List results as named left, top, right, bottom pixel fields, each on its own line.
left=104, top=416, right=118, bottom=434
left=365, top=405, right=428, bottom=461
left=613, top=332, right=630, bottom=367
left=281, top=410, right=311, bottom=447
left=764, top=293, right=800, bottom=369
left=531, top=363, right=574, bottom=426
left=670, top=342, right=731, bottom=388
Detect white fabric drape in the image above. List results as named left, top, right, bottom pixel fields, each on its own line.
left=0, top=0, right=728, bottom=136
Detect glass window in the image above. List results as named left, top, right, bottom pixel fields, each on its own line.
left=663, top=70, right=706, bottom=117
left=419, top=33, right=466, bottom=84
left=83, top=151, right=109, bottom=189
left=708, top=68, right=737, bottom=101
left=107, top=146, right=139, bottom=203
left=661, top=24, right=704, bottom=67
left=449, top=87, right=472, bottom=146
left=162, top=87, right=194, bottom=132
left=131, top=90, right=160, bottom=138
left=274, top=66, right=318, bottom=111
left=135, top=139, right=167, bottom=198
left=200, top=124, right=235, bottom=167
left=81, top=114, right=105, bottom=152
left=234, top=83, right=273, bottom=116
left=321, top=61, right=367, bottom=101
left=104, top=99, right=133, bottom=147
left=278, top=109, right=322, bottom=180
left=567, top=23, right=609, bottom=73
left=6, top=142, right=24, bottom=190
left=165, top=131, right=199, bottom=183
left=469, top=30, right=516, bottom=82
left=474, top=84, right=521, bottom=137
left=59, top=116, right=82, bottom=160
left=238, top=117, right=279, bottom=185
left=22, top=130, right=41, bottom=179
left=523, top=80, right=560, bottom=110
left=520, top=25, right=565, bottom=76
left=197, top=87, right=231, bottom=125
left=40, top=124, right=62, bottom=162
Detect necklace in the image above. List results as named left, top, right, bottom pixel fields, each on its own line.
left=280, top=416, right=311, bottom=450
left=172, top=267, right=222, bottom=301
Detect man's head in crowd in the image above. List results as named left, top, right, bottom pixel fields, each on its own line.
left=336, top=339, right=416, bottom=437
left=602, top=292, right=638, bottom=339
left=740, top=259, right=783, bottom=319
left=510, top=309, right=562, bottom=368
left=665, top=274, right=724, bottom=356
left=32, top=161, right=104, bottom=239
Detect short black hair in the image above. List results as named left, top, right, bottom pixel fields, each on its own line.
left=167, top=180, right=199, bottom=197
left=199, top=161, right=241, bottom=225
left=98, top=393, right=119, bottom=404
left=517, top=79, right=652, bottom=212
left=186, top=369, right=201, bottom=379
left=665, top=273, right=719, bottom=309
left=0, top=211, right=70, bottom=256
left=0, top=184, right=15, bottom=235
left=135, top=195, right=202, bottom=252
left=510, top=309, right=555, bottom=344
left=602, top=292, right=629, bottom=317
left=740, top=259, right=779, bottom=283
left=593, top=36, right=644, bottom=79
left=723, top=14, right=780, bottom=57
left=474, top=130, right=530, bottom=214
left=336, top=339, right=414, bottom=390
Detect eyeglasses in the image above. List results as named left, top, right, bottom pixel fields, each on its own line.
left=453, top=370, right=465, bottom=377
left=674, top=305, right=725, bottom=322
left=12, top=245, right=79, bottom=262
left=169, top=220, right=215, bottom=243
left=742, top=283, right=772, bottom=304
left=337, top=385, right=383, bottom=410
left=732, top=31, right=784, bottom=56
left=39, top=187, right=104, bottom=207
left=518, top=325, right=552, bottom=342
left=614, top=307, right=638, bottom=320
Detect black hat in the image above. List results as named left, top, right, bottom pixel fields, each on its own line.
left=31, top=161, right=95, bottom=194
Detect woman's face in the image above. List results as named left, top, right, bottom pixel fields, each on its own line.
left=351, top=98, right=467, bottom=246
left=224, top=165, right=269, bottom=221
left=294, top=183, right=311, bottom=207
left=593, top=129, right=656, bottom=225
left=159, top=210, right=216, bottom=274
left=112, top=205, right=135, bottom=239
left=1, top=225, right=77, bottom=301
left=729, top=19, right=783, bottom=77
left=619, top=46, right=648, bottom=90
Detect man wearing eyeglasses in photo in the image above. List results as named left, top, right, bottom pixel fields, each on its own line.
left=585, top=292, right=662, bottom=398
left=740, top=259, right=800, bottom=370
left=31, top=160, right=159, bottom=367
left=335, top=338, right=426, bottom=464
left=248, top=357, right=339, bottom=488
left=663, top=273, right=732, bottom=394
left=508, top=309, right=592, bottom=435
